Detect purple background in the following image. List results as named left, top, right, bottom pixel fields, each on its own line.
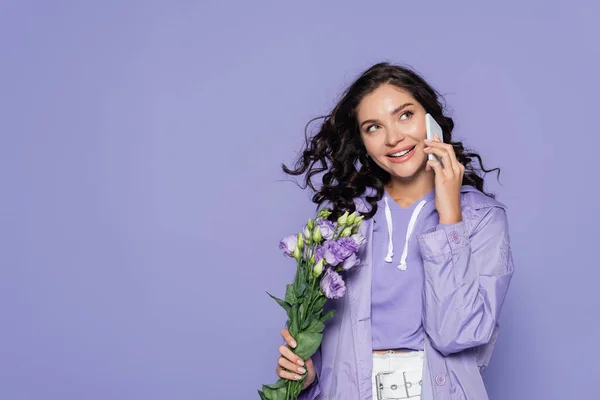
left=1, top=1, right=599, bottom=399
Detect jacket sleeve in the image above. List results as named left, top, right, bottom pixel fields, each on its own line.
left=297, top=346, right=321, bottom=400
left=416, top=205, right=514, bottom=356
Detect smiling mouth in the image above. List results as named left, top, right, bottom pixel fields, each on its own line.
left=388, top=146, right=416, bottom=158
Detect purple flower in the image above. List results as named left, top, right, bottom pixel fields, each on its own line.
left=323, top=237, right=363, bottom=266
left=342, top=253, right=360, bottom=270
left=321, top=240, right=347, bottom=266
left=351, top=232, right=366, bottom=246
left=320, top=268, right=346, bottom=299
left=314, top=245, right=324, bottom=263
left=337, top=237, right=360, bottom=254
left=316, top=219, right=335, bottom=240
left=279, top=234, right=297, bottom=257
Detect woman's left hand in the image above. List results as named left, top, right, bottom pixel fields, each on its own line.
left=424, top=134, right=464, bottom=224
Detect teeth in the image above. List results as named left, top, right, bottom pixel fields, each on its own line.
left=390, top=148, right=412, bottom=157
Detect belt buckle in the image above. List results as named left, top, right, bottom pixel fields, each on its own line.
left=375, top=370, right=421, bottom=400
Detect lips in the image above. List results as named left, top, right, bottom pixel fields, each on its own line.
left=386, top=145, right=417, bottom=164
left=387, top=145, right=416, bottom=158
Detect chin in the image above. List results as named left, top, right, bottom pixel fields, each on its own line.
left=388, top=167, right=421, bottom=180
left=385, top=158, right=426, bottom=180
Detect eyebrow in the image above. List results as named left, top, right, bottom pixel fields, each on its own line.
left=359, top=102, right=414, bottom=128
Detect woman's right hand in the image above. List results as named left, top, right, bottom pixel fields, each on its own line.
left=276, top=328, right=316, bottom=390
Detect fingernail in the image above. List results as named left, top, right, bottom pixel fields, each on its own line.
left=297, top=359, right=305, bottom=366
left=298, top=367, right=306, bottom=374
left=295, top=375, right=302, bottom=380
left=291, top=340, right=297, bottom=348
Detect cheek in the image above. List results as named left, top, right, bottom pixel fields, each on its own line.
left=403, top=120, right=426, bottom=139
left=360, top=135, right=378, bottom=154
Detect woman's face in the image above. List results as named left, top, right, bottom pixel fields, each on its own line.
left=356, top=84, right=429, bottom=180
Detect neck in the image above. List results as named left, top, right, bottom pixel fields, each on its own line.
left=385, top=169, right=435, bottom=208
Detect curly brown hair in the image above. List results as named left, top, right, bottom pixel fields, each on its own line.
left=282, top=62, right=500, bottom=220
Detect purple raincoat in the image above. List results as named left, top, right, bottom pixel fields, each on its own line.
left=299, top=185, right=515, bottom=399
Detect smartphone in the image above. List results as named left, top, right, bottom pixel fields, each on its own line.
left=425, top=113, right=443, bottom=163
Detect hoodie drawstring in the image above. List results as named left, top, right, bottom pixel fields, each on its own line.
left=383, top=195, right=427, bottom=270
left=383, top=196, right=394, bottom=262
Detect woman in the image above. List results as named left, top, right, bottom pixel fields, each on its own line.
left=274, top=62, right=514, bottom=399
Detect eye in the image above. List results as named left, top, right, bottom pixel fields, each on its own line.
left=399, top=111, right=414, bottom=121
left=366, top=124, right=380, bottom=133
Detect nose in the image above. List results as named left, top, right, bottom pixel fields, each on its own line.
left=384, top=125, right=407, bottom=146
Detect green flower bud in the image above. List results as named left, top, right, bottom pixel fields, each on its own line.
left=293, top=246, right=302, bottom=261
left=337, top=211, right=349, bottom=226
left=317, top=208, right=332, bottom=219
left=307, top=218, right=314, bottom=231
left=313, top=259, right=324, bottom=277
left=312, top=226, right=322, bottom=243
left=341, top=227, right=352, bottom=237
left=347, top=211, right=356, bottom=225
left=297, top=232, right=304, bottom=250
left=303, top=225, right=310, bottom=238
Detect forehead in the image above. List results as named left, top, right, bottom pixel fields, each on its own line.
left=356, top=84, right=416, bottom=119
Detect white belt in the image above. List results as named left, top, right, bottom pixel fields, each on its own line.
left=375, top=368, right=422, bottom=399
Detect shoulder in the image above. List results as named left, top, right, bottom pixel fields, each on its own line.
left=459, top=186, right=509, bottom=235
left=460, top=185, right=507, bottom=211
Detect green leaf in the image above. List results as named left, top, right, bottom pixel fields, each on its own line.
left=260, top=384, right=287, bottom=400
left=313, top=295, right=327, bottom=311
left=298, top=302, right=306, bottom=323
left=298, top=267, right=309, bottom=296
left=287, top=379, right=304, bottom=400
left=299, top=265, right=306, bottom=280
left=264, top=378, right=287, bottom=390
left=304, top=318, right=325, bottom=333
left=294, top=266, right=304, bottom=286
left=266, top=292, right=291, bottom=316
left=295, top=278, right=307, bottom=298
left=294, top=331, right=323, bottom=360
left=284, top=284, right=297, bottom=305
left=288, top=379, right=303, bottom=399
left=257, top=389, right=268, bottom=400
left=289, top=305, right=299, bottom=337
left=301, top=315, right=312, bottom=330
left=294, top=268, right=307, bottom=298
left=320, top=309, right=336, bottom=323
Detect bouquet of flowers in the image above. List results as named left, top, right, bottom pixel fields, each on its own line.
left=258, top=208, right=366, bottom=400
